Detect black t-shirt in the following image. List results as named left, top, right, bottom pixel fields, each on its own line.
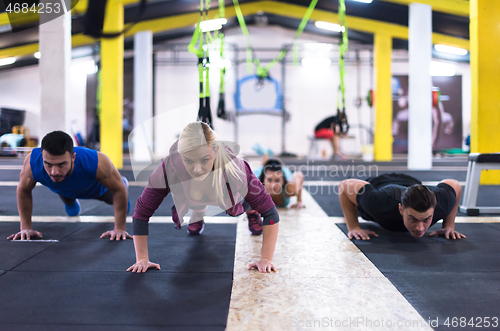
left=315, top=116, right=337, bottom=131
left=356, top=183, right=457, bottom=232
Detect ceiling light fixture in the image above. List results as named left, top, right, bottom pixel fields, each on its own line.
left=0, top=57, right=16, bottom=66
left=199, top=18, right=227, bottom=33
left=434, top=44, right=468, bottom=56
left=314, top=21, right=344, bottom=32
left=430, top=61, right=456, bottom=76
left=350, top=0, right=373, bottom=3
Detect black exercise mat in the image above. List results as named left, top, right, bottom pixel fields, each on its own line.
left=0, top=169, right=21, bottom=180
left=14, top=240, right=235, bottom=273
left=336, top=222, right=500, bottom=245
left=0, top=222, right=236, bottom=330
left=0, top=222, right=85, bottom=270
left=62, top=222, right=235, bottom=243
left=0, top=271, right=232, bottom=328
left=388, top=271, right=500, bottom=330
left=0, top=325, right=225, bottom=331
left=336, top=223, right=500, bottom=328
left=4, top=222, right=236, bottom=273
left=0, top=185, right=175, bottom=216
left=306, top=186, right=343, bottom=216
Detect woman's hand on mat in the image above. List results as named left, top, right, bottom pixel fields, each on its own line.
left=100, top=229, right=133, bottom=240
left=290, top=201, right=305, bottom=209
left=429, top=227, right=466, bottom=240
left=7, top=229, right=42, bottom=240
left=127, top=259, right=161, bottom=273
left=348, top=228, right=379, bottom=240
left=248, top=258, right=276, bottom=273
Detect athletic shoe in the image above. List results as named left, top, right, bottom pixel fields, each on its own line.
left=122, top=176, right=131, bottom=214
left=247, top=211, right=263, bottom=235
left=65, top=199, right=81, bottom=217
left=252, top=143, right=265, bottom=156
left=187, top=220, right=205, bottom=235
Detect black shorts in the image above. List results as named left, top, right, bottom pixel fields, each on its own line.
left=356, top=182, right=456, bottom=232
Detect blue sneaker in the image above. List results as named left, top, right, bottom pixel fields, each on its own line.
left=252, top=143, right=265, bottom=156
left=65, top=199, right=81, bottom=217
left=122, top=176, right=130, bottom=214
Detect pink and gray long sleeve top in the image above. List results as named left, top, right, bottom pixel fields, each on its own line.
left=132, top=141, right=278, bottom=235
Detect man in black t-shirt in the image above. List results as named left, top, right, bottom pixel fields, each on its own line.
left=314, top=116, right=346, bottom=160
left=338, top=173, right=465, bottom=240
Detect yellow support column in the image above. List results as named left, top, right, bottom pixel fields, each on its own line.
left=470, top=0, right=500, bottom=184
left=373, top=33, right=393, bottom=161
left=100, top=0, right=124, bottom=169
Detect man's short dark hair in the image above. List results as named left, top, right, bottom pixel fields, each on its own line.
left=401, top=184, right=437, bottom=212
left=41, top=131, right=74, bottom=156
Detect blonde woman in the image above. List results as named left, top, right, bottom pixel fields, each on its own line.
left=128, top=122, right=279, bottom=273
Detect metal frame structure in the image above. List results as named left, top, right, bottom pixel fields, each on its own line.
left=232, top=46, right=288, bottom=155
left=460, top=153, right=500, bottom=215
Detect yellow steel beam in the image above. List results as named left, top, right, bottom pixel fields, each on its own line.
left=0, top=0, right=134, bottom=29
left=100, top=0, right=125, bottom=169
left=380, top=0, right=469, bottom=17
left=126, top=1, right=469, bottom=48
left=0, top=0, right=470, bottom=60
left=0, top=43, right=39, bottom=59
left=470, top=0, right=500, bottom=184
left=72, top=0, right=89, bottom=15
left=373, top=33, right=393, bottom=161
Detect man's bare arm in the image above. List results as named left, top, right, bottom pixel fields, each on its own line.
left=338, top=179, right=378, bottom=240
left=8, top=154, right=40, bottom=240
left=95, top=152, right=131, bottom=240
left=429, top=179, right=465, bottom=240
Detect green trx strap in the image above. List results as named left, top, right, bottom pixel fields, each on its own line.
left=189, top=0, right=213, bottom=128
left=232, top=0, right=254, bottom=73
left=232, top=0, right=318, bottom=80
left=336, top=0, right=349, bottom=134
left=217, top=0, right=227, bottom=120
left=292, top=0, right=319, bottom=65
left=203, top=0, right=213, bottom=127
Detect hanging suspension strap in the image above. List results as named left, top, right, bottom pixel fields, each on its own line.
left=202, top=0, right=214, bottom=128
left=336, top=0, right=349, bottom=134
left=232, top=0, right=318, bottom=85
left=292, top=0, right=319, bottom=65
left=216, top=0, right=227, bottom=120
left=189, top=0, right=214, bottom=128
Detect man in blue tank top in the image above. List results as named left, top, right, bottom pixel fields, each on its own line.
left=8, top=131, right=132, bottom=241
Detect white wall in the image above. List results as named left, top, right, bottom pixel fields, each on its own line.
left=69, top=57, right=93, bottom=140
left=0, top=58, right=91, bottom=144
left=0, top=66, right=41, bottom=139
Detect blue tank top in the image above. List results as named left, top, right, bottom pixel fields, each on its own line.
left=30, top=147, right=108, bottom=199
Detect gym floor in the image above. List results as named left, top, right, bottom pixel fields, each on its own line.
left=1, top=154, right=499, bottom=330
